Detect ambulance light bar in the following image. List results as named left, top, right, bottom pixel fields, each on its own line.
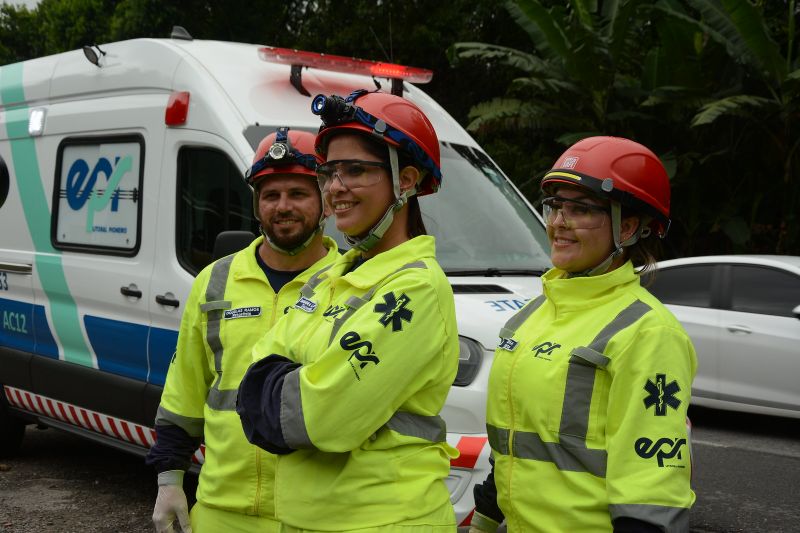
left=258, top=47, right=433, bottom=84
left=258, top=46, right=433, bottom=96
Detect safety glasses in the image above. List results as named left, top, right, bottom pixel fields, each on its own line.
left=541, top=196, right=610, bottom=229
left=316, top=159, right=390, bottom=191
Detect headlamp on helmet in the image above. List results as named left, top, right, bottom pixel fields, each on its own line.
left=245, top=127, right=318, bottom=186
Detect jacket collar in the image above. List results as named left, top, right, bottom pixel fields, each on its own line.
left=541, top=261, right=639, bottom=314
left=324, top=235, right=436, bottom=289
left=233, top=235, right=339, bottom=285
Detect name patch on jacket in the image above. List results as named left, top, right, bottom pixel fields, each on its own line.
left=224, top=306, right=262, bottom=319
left=294, top=296, right=318, bottom=313
left=498, top=338, right=518, bottom=351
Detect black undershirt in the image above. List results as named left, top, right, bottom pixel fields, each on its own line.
left=255, top=248, right=304, bottom=293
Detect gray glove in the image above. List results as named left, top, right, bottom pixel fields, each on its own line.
left=152, top=470, right=192, bottom=533
left=469, top=511, right=500, bottom=533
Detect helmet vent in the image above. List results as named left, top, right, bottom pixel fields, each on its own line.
left=601, top=178, right=614, bottom=192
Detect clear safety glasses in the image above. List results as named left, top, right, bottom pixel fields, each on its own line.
left=316, top=159, right=390, bottom=191
left=541, top=196, right=610, bottom=230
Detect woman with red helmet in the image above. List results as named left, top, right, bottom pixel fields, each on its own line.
left=470, top=137, right=697, bottom=533
left=237, top=90, right=459, bottom=531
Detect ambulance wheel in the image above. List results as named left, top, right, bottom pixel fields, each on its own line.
left=0, top=404, right=25, bottom=457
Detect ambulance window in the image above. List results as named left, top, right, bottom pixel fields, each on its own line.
left=51, top=136, right=144, bottom=255
left=177, top=147, right=257, bottom=275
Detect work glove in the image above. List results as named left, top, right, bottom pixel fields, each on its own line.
left=152, top=470, right=192, bottom=533
left=469, top=511, right=501, bottom=533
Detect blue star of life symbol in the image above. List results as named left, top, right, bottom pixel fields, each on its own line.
left=643, top=373, right=681, bottom=416
left=374, top=292, right=413, bottom=332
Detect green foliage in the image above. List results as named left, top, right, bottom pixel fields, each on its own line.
left=0, top=4, right=41, bottom=64
left=451, top=0, right=800, bottom=256
left=0, top=0, right=797, bottom=254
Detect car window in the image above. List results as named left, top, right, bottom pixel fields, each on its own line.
left=649, top=265, right=715, bottom=307
left=176, top=147, right=257, bottom=275
left=730, top=265, right=800, bottom=317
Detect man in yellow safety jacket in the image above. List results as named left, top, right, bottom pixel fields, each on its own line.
left=145, top=128, right=339, bottom=533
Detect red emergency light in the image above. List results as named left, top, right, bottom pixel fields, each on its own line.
left=165, top=91, right=190, bottom=126
left=258, top=46, right=433, bottom=96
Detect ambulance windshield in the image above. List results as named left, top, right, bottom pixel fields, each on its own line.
left=325, top=142, right=552, bottom=273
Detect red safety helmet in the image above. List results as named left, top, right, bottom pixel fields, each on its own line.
left=312, top=90, right=442, bottom=196
left=541, top=136, right=671, bottom=237
left=246, top=127, right=320, bottom=187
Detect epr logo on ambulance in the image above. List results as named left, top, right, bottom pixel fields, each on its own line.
left=55, top=140, right=142, bottom=250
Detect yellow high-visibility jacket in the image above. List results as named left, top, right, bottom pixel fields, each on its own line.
left=486, top=262, right=696, bottom=533
left=238, top=235, right=459, bottom=530
left=154, top=236, right=338, bottom=517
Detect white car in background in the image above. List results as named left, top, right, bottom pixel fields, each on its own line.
left=648, top=255, right=800, bottom=419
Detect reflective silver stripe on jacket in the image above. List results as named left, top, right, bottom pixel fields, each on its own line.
left=489, top=299, right=653, bottom=478
left=280, top=374, right=447, bottom=448
left=154, top=405, right=204, bottom=437
left=609, top=503, right=690, bottom=533
left=386, top=411, right=446, bottom=442
left=203, top=254, right=236, bottom=411
left=299, top=263, right=335, bottom=299
left=498, top=295, right=546, bottom=340
left=281, top=367, right=312, bottom=449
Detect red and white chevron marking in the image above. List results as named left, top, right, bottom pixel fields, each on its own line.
left=3, top=385, right=205, bottom=464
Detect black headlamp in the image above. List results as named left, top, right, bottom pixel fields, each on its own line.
left=311, top=89, right=368, bottom=127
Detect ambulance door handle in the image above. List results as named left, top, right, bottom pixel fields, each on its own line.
left=120, top=285, right=142, bottom=299
left=156, top=293, right=180, bottom=308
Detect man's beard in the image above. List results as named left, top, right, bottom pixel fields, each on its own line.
left=264, top=215, right=319, bottom=250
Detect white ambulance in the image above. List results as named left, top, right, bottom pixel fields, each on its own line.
left=0, top=31, right=551, bottom=525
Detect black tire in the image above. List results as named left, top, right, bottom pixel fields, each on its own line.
left=0, top=400, right=26, bottom=457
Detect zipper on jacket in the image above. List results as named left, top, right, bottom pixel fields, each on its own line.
left=506, top=346, right=524, bottom=528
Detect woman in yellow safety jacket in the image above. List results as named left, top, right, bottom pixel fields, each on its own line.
left=470, top=137, right=697, bottom=533
left=236, top=90, right=460, bottom=532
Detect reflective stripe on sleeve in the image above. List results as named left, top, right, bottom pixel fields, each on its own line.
left=299, top=264, right=335, bottom=299
left=609, top=503, right=689, bottom=533
left=280, top=367, right=312, bottom=449
left=385, top=411, right=446, bottom=442
left=155, top=405, right=204, bottom=437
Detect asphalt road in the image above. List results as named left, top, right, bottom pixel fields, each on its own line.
left=1, top=406, right=798, bottom=532
left=687, top=406, right=800, bottom=533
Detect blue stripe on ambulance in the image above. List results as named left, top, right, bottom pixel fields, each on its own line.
left=0, top=296, right=60, bottom=357
left=84, top=316, right=149, bottom=381
left=1, top=62, right=93, bottom=367
left=147, top=327, right=179, bottom=386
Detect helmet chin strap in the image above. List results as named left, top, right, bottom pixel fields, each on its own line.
left=570, top=202, right=644, bottom=277
left=345, top=145, right=417, bottom=252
